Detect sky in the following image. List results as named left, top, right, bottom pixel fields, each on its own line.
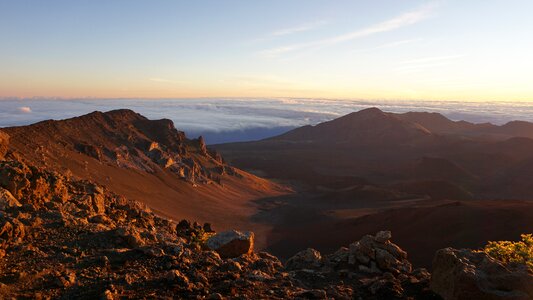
left=1, top=0, right=533, bottom=101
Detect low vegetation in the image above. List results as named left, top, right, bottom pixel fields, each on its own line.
left=480, top=234, right=533, bottom=271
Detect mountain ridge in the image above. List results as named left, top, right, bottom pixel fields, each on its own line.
left=2, top=109, right=290, bottom=243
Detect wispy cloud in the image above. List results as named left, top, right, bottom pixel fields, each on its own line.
left=395, top=54, right=467, bottom=73
left=258, top=3, right=437, bottom=58
left=351, top=38, right=422, bottom=53
left=271, top=20, right=327, bottom=37
left=398, top=54, right=466, bottom=65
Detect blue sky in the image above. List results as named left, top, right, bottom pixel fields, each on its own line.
left=1, top=0, right=532, bottom=101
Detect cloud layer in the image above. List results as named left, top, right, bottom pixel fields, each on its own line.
left=1, top=98, right=532, bottom=144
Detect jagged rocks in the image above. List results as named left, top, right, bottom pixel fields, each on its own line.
left=0, top=187, right=21, bottom=210
left=206, top=230, right=254, bottom=258
left=0, top=216, right=26, bottom=242
left=326, top=231, right=412, bottom=275
left=0, top=130, right=9, bottom=160
left=75, top=143, right=103, bottom=161
left=198, top=136, right=208, bottom=156
left=431, top=248, right=533, bottom=300
left=285, top=231, right=437, bottom=299
left=91, top=193, right=106, bottom=214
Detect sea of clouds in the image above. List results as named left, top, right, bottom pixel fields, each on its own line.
left=1, top=98, right=533, bottom=144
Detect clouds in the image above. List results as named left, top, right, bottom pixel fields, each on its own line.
left=17, top=106, right=32, bottom=113
left=1, top=98, right=532, bottom=144
left=259, top=3, right=438, bottom=58
left=395, top=54, right=467, bottom=73
left=271, top=20, right=327, bottom=37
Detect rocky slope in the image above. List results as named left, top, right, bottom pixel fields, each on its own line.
left=0, top=131, right=8, bottom=160
left=0, top=117, right=531, bottom=299
left=2, top=110, right=289, bottom=243
left=0, top=156, right=440, bottom=299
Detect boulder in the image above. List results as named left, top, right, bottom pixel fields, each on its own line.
left=431, top=247, right=533, bottom=300
left=375, top=230, right=392, bottom=243
left=92, top=193, right=106, bottom=214
left=345, top=232, right=411, bottom=274
left=285, top=248, right=322, bottom=270
left=0, top=187, right=22, bottom=210
left=206, top=230, right=254, bottom=258
left=0, top=130, right=8, bottom=160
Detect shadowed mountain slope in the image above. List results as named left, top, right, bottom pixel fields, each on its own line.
left=273, top=107, right=432, bottom=145
left=214, top=108, right=533, bottom=266
left=215, top=107, right=533, bottom=199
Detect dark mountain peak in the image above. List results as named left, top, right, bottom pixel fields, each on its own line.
left=272, top=107, right=431, bottom=144
left=353, top=107, right=385, bottom=116
left=335, top=107, right=390, bottom=122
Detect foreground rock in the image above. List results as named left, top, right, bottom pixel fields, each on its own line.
left=0, top=157, right=442, bottom=299
left=284, top=231, right=439, bottom=299
left=207, top=230, right=254, bottom=258
left=431, top=248, right=533, bottom=300
left=11, top=155, right=532, bottom=299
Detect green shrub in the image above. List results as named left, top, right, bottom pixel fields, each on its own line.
left=480, top=234, right=533, bottom=271
left=189, top=228, right=215, bottom=248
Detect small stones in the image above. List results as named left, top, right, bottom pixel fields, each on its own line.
left=295, top=289, right=328, bottom=299
left=166, top=270, right=190, bottom=286
left=207, top=293, right=223, bottom=300
left=100, top=289, right=115, bottom=300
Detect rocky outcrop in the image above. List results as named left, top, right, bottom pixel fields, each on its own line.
left=0, top=187, right=21, bottom=210
left=431, top=248, right=533, bottom=300
left=206, top=230, right=254, bottom=258
left=3, top=109, right=241, bottom=186
left=284, top=231, right=438, bottom=299
left=75, top=143, right=103, bottom=161
left=0, top=158, right=294, bottom=298
left=0, top=130, right=9, bottom=160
